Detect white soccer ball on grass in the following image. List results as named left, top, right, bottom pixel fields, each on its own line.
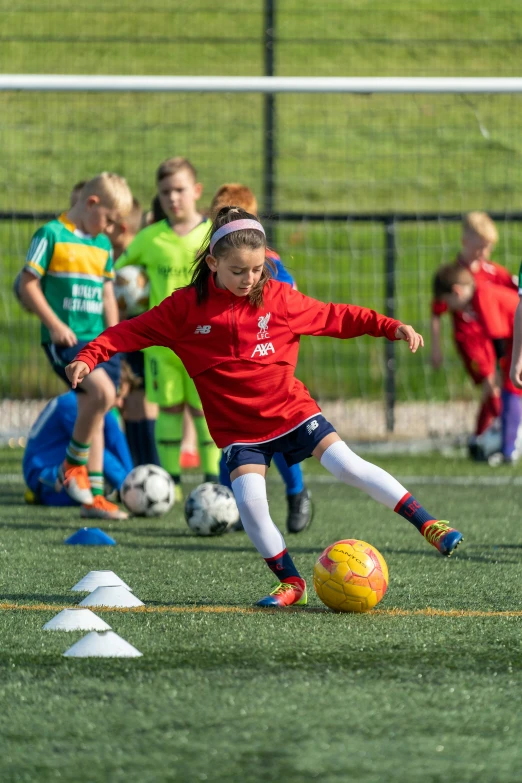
left=184, top=483, right=240, bottom=536
left=121, top=464, right=175, bottom=517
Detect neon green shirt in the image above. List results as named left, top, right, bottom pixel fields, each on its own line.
left=24, top=213, right=114, bottom=343
left=115, top=218, right=210, bottom=307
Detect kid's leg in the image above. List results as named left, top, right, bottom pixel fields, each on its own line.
left=58, top=372, right=112, bottom=504
left=59, top=369, right=127, bottom=519
left=180, top=407, right=200, bottom=469
left=186, top=373, right=220, bottom=482
left=499, top=352, right=522, bottom=462
left=156, top=405, right=183, bottom=495
left=230, top=466, right=307, bottom=607
left=314, top=433, right=463, bottom=556
left=272, top=453, right=313, bottom=534
left=145, top=351, right=183, bottom=499
left=124, top=390, right=160, bottom=467
left=191, top=409, right=220, bottom=482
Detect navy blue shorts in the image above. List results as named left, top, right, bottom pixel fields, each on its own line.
left=223, top=414, right=336, bottom=474
left=43, top=341, right=121, bottom=392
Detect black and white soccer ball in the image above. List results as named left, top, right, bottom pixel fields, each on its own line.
left=121, top=464, right=175, bottom=517
left=184, top=482, right=240, bottom=536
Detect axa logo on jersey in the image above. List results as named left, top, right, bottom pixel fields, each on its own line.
left=194, top=325, right=211, bottom=334
left=251, top=342, right=275, bottom=358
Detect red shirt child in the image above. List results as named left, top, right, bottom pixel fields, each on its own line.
left=67, top=209, right=463, bottom=608
left=432, top=256, right=516, bottom=384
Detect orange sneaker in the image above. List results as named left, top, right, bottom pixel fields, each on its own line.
left=56, top=462, right=93, bottom=505
left=81, top=495, right=128, bottom=520
left=180, top=449, right=200, bottom=469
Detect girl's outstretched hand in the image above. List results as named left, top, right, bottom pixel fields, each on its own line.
left=395, top=324, right=424, bottom=353
left=65, top=360, right=91, bottom=389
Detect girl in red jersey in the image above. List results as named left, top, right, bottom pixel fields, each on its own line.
left=66, top=208, right=463, bottom=607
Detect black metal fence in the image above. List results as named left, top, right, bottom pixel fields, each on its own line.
left=3, top=210, right=522, bottom=433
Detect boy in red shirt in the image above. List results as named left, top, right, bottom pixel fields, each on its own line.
left=431, top=212, right=516, bottom=451
left=66, top=208, right=463, bottom=608
left=434, top=264, right=521, bottom=463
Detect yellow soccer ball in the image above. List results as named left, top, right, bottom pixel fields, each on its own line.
left=313, top=539, right=389, bottom=613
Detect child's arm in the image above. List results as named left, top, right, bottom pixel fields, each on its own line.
left=509, top=299, right=522, bottom=389
left=19, top=270, right=77, bottom=346
left=395, top=324, right=424, bottom=353
left=103, top=281, right=119, bottom=328
left=284, top=287, right=423, bottom=352
left=430, top=314, right=443, bottom=369
left=66, top=293, right=183, bottom=388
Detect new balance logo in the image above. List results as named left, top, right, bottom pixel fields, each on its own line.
left=251, top=342, right=275, bottom=358
left=194, top=325, right=211, bottom=334
left=306, top=420, right=319, bottom=435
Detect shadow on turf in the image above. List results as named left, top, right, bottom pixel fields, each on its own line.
left=0, top=493, right=30, bottom=507
left=123, top=540, right=323, bottom=555
left=0, top=519, right=75, bottom=531
left=0, top=593, right=73, bottom=604
left=122, top=539, right=520, bottom=563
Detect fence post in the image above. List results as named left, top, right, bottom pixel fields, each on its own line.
left=384, top=218, right=397, bottom=432
left=263, top=0, right=276, bottom=245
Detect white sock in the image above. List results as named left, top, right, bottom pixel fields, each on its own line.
left=231, top=473, right=286, bottom=559
left=320, top=441, right=407, bottom=510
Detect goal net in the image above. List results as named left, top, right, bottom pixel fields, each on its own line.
left=1, top=76, right=522, bottom=442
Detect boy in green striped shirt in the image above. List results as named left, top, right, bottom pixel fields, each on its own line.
left=20, top=173, right=134, bottom=519
left=115, top=157, right=220, bottom=497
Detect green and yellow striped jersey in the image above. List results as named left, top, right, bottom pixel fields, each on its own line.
left=24, top=213, right=114, bottom=343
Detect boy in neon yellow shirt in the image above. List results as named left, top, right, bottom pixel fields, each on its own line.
left=115, top=157, right=220, bottom=495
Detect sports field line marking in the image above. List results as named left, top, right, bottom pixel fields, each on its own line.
left=3, top=473, right=522, bottom=487
left=0, top=603, right=520, bottom=618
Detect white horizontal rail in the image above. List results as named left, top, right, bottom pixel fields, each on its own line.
left=1, top=75, right=522, bottom=93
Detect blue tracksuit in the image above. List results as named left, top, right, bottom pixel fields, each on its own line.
left=23, top=391, right=133, bottom=505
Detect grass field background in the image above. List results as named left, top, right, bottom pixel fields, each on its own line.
left=1, top=2, right=522, bottom=402
left=1, top=446, right=521, bottom=782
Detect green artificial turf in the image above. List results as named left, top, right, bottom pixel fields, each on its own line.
left=0, top=446, right=521, bottom=782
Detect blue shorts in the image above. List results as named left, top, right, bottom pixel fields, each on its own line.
left=223, top=414, right=336, bottom=474
left=43, top=341, right=121, bottom=392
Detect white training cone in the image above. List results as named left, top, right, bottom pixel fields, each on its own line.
left=71, top=570, right=131, bottom=593
left=63, top=630, right=142, bottom=658
left=79, top=585, right=144, bottom=608
left=43, top=609, right=111, bottom=632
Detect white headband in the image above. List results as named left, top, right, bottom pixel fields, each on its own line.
left=209, top=219, right=266, bottom=254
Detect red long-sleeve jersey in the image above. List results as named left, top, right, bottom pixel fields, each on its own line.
left=75, top=275, right=402, bottom=447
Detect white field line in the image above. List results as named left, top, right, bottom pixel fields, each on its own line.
left=3, top=473, right=522, bottom=487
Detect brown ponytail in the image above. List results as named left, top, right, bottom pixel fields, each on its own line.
left=191, top=207, right=275, bottom=307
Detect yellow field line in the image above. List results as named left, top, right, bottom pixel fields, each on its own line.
left=0, top=602, right=520, bottom=618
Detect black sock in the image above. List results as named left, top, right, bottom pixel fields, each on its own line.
left=125, top=421, right=143, bottom=467
left=140, top=419, right=160, bottom=466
